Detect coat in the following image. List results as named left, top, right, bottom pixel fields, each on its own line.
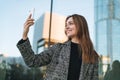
left=17, top=38, right=99, bottom=80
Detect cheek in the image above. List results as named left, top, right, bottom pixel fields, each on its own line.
left=64, top=29, right=67, bottom=35
left=65, top=27, right=68, bottom=32
left=72, top=27, right=76, bottom=31
left=72, top=26, right=77, bottom=34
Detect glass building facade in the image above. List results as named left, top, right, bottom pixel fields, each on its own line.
left=95, top=0, right=120, bottom=62
left=94, top=0, right=120, bottom=79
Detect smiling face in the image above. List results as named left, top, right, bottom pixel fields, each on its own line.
left=65, top=17, right=77, bottom=39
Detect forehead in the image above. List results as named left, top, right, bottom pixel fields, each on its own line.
left=66, top=17, right=74, bottom=23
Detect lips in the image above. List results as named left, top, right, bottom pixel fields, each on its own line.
left=66, top=30, right=72, bottom=33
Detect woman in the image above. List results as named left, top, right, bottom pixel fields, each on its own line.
left=17, top=14, right=99, bottom=80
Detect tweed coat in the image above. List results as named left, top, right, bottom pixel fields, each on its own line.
left=17, top=38, right=99, bottom=80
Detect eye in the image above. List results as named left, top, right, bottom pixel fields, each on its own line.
left=69, top=22, right=74, bottom=25
left=65, top=21, right=74, bottom=28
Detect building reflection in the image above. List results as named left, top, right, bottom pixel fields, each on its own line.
left=95, top=0, right=120, bottom=79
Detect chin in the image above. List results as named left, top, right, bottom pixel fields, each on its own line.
left=66, top=35, right=72, bottom=38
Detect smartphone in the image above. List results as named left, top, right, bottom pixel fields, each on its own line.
left=29, top=8, right=35, bottom=19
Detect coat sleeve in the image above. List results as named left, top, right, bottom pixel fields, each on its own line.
left=16, top=38, right=60, bottom=67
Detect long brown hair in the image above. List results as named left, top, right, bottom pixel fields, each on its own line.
left=66, top=14, right=99, bottom=64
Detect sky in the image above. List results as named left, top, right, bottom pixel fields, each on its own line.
left=0, top=0, right=94, bottom=57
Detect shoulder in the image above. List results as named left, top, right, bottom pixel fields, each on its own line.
left=62, top=40, right=71, bottom=45
left=49, top=42, right=63, bottom=50
left=93, top=50, right=100, bottom=61
left=49, top=41, right=70, bottom=50
left=47, top=41, right=71, bottom=53
left=53, top=40, right=71, bottom=47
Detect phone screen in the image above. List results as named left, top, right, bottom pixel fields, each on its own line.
left=29, top=8, right=35, bottom=19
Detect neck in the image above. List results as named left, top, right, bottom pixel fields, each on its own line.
left=71, top=37, right=79, bottom=44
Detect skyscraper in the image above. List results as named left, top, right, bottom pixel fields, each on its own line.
left=94, top=0, right=120, bottom=64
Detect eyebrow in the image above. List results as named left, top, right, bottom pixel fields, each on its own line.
left=66, top=20, right=74, bottom=24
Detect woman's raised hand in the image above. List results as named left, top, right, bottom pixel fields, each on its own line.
left=22, top=14, right=34, bottom=40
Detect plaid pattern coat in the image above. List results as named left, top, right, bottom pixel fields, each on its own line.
left=17, top=39, right=98, bottom=80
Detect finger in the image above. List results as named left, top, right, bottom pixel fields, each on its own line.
left=26, top=18, right=34, bottom=23
left=25, top=18, right=34, bottom=25
left=25, top=22, right=34, bottom=28
left=26, top=19, right=34, bottom=24
left=26, top=21, right=34, bottom=25
left=27, top=19, right=34, bottom=21
left=24, top=21, right=34, bottom=27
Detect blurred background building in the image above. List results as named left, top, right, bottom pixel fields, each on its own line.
left=94, top=0, right=120, bottom=78
left=33, top=12, right=67, bottom=53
